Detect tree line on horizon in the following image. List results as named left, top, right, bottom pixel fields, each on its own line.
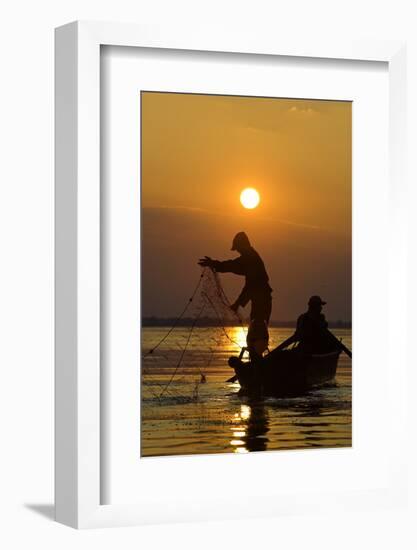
left=142, top=316, right=352, bottom=329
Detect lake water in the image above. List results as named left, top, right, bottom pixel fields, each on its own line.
left=141, top=326, right=352, bottom=457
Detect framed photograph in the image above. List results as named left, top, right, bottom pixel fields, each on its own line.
left=55, top=21, right=407, bottom=528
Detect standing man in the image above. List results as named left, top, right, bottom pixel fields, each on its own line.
left=198, top=232, right=273, bottom=359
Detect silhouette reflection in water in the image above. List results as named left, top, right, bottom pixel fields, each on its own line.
left=230, top=400, right=270, bottom=453
left=229, top=391, right=348, bottom=453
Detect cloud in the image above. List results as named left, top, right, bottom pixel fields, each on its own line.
left=146, top=204, right=207, bottom=213
left=143, top=205, right=321, bottom=231
left=288, top=105, right=317, bottom=114
left=141, top=205, right=351, bottom=320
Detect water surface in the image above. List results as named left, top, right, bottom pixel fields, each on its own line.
left=141, top=327, right=352, bottom=457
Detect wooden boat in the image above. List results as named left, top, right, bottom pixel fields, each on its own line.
left=229, top=347, right=340, bottom=397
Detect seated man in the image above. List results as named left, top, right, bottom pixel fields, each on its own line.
left=277, top=295, right=331, bottom=354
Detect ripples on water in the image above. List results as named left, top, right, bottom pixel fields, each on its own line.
left=141, top=327, right=352, bottom=457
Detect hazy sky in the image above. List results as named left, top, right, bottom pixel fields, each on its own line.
left=142, top=92, right=351, bottom=321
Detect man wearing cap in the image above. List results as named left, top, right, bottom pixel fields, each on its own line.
left=277, top=295, right=330, bottom=354
left=198, top=232, right=272, bottom=359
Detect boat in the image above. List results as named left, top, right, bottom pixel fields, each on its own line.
left=228, top=347, right=341, bottom=397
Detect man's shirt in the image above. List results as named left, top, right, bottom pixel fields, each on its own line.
left=295, top=312, right=329, bottom=353
left=211, top=247, right=272, bottom=307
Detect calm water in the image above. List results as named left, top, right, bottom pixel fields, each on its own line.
left=141, top=327, right=352, bottom=457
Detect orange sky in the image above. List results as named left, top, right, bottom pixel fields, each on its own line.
left=141, top=92, right=351, bottom=321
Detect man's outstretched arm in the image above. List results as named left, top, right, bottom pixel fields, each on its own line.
left=198, top=256, right=245, bottom=275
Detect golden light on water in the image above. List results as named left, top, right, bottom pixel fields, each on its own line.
left=240, top=187, right=260, bottom=209
left=230, top=327, right=248, bottom=353
left=231, top=431, right=246, bottom=437
left=229, top=404, right=253, bottom=453
left=240, top=405, right=251, bottom=420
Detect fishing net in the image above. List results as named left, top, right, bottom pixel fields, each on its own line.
left=141, top=267, right=248, bottom=404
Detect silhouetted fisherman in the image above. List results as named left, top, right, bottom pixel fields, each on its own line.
left=277, top=295, right=331, bottom=354
left=198, top=232, right=272, bottom=361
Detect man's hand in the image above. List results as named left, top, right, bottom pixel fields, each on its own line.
left=198, top=256, right=215, bottom=268
left=230, top=301, right=239, bottom=313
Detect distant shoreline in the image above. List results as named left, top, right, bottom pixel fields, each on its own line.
left=142, top=317, right=352, bottom=329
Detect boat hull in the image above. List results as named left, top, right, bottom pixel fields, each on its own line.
left=232, top=349, right=340, bottom=397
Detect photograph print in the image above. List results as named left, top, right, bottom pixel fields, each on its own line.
left=141, top=91, right=352, bottom=457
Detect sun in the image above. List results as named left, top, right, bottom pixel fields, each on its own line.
left=240, top=188, right=260, bottom=209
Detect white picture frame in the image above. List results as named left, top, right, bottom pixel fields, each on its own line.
left=55, top=21, right=407, bottom=529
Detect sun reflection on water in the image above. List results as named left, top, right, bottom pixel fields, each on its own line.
left=229, top=402, right=270, bottom=453
left=240, top=404, right=251, bottom=420
left=229, top=326, right=248, bottom=354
